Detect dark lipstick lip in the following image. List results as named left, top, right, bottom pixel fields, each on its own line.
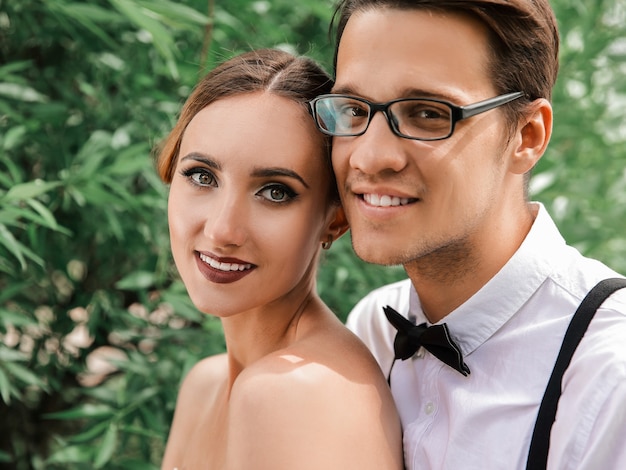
left=196, top=250, right=252, bottom=265
left=194, top=252, right=256, bottom=284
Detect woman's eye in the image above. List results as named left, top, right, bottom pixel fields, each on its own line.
left=181, top=168, right=217, bottom=187
left=258, top=184, right=297, bottom=203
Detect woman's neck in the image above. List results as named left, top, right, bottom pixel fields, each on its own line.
left=221, top=291, right=318, bottom=385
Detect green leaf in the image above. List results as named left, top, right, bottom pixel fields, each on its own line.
left=49, top=2, right=123, bottom=48
left=0, top=281, right=30, bottom=304
left=94, top=424, right=118, bottom=468
left=45, top=444, right=93, bottom=465
left=45, top=403, right=115, bottom=421
left=0, top=449, right=13, bottom=463
left=0, top=203, right=70, bottom=235
left=109, top=0, right=179, bottom=78
left=131, top=385, right=160, bottom=405
left=0, top=224, right=26, bottom=270
left=136, top=0, right=210, bottom=26
left=0, top=60, right=34, bottom=79
left=115, top=270, right=156, bottom=290
left=26, top=199, right=71, bottom=234
left=3, top=180, right=62, bottom=202
left=107, top=143, right=152, bottom=176
left=0, top=367, right=17, bottom=404
left=68, top=421, right=111, bottom=444
left=0, top=223, right=45, bottom=269
left=73, top=130, right=112, bottom=171
left=160, top=288, right=203, bottom=321
left=0, top=82, right=48, bottom=102
left=0, top=348, right=29, bottom=362
left=117, top=424, right=163, bottom=442
left=3, top=361, right=49, bottom=391
left=79, top=180, right=121, bottom=206
left=0, top=153, right=24, bottom=184
left=137, top=407, right=164, bottom=435
left=0, top=307, right=38, bottom=328
left=115, top=459, right=159, bottom=470
left=2, top=125, right=27, bottom=151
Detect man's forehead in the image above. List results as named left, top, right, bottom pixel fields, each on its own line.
left=333, top=8, right=494, bottom=102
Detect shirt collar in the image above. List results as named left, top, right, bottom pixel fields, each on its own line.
left=409, top=202, right=567, bottom=355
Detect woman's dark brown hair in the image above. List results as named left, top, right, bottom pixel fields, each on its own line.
left=156, top=48, right=334, bottom=184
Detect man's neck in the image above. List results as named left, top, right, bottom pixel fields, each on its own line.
left=404, top=204, right=537, bottom=323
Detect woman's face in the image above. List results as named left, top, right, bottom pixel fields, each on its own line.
left=168, top=92, right=340, bottom=316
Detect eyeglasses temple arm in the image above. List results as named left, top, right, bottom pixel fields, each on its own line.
left=459, top=91, right=525, bottom=120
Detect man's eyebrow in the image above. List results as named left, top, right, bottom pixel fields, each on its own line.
left=252, top=167, right=310, bottom=189
left=330, top=85, right=459, bottom=102
left=330, top=84, right=359, bottom=96
left=180, top=152, right=221, bottom=170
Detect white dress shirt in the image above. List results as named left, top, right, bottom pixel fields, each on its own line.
left=346, top=203, right=626, bottom=470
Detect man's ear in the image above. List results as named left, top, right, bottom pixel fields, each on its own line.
left=323, top=205, right=349, bottom=243
left=509, top=98, right=553, bottom=175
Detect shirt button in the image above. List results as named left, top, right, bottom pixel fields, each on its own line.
left=425, top=402, right=435, bottom=415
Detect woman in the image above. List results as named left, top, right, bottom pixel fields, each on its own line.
left=157, top=49, right=403, bottom=470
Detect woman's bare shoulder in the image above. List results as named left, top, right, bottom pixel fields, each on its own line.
left=168, top=354, right=226, bottom=406
left=181, top=353, right=228, bottom=388
left=235, top=326, right=390, bottom=404
left=225, top=329, right=403, bottom=470
left=171, top=353, right=228, bottom=419
left=162, top=354, right=228, bottom=469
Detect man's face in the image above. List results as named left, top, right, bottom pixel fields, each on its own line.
left=332, top=8, right=516, bottom=268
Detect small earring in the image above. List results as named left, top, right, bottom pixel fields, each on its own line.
left=321, top=235, right=333, bottom=250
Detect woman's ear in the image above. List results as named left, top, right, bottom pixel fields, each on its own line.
left=509, top=98, right=553, bottom=175
left=323, top=205, right=349, bottom=243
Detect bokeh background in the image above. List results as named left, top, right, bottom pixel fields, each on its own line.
left=1, top=0, right=625, bottom=468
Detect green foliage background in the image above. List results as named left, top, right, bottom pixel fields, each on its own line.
left=0, top=0, right=624, bottom=468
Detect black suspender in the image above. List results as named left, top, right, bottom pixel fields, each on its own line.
left=526, top=277, right=626, bottom=469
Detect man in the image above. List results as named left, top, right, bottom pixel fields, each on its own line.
left=308, top=0, right=626, bottom=468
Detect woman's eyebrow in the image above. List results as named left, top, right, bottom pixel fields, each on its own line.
left=251, top=167, right=310, bottom=189
left=180, top=152, right=221, bottom=170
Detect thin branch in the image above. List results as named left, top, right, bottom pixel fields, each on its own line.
left=200, top=0, right=216, bottom=72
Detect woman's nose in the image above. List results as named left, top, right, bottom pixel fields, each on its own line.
left=204, top=195, right=248, bottom=248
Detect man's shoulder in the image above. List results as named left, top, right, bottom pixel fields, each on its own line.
left=580, top=281, right=626, bottom=353
left=561, top=278, right=626, bottom=391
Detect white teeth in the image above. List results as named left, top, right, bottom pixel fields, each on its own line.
left=199, top=253, right=252, bottom=272
left=364, top=194, right=411, bottom=207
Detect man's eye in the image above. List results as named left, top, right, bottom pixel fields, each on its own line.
left=420, top=108, right=448, bottom=120
left=403, top=103, right=450, bottom=121
left=349, top=106, right=367, bottom=117
left=340, top=103, right=368, bottom=117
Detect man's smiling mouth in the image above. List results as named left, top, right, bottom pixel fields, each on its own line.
left=362, top=194, right=417, bottom=207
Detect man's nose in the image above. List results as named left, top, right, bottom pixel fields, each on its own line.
left=347, top=112, right=409, bottom=175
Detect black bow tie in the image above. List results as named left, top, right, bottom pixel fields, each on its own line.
left=383, top=305, right=470, bottom=376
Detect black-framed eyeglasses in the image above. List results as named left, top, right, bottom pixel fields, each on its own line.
left=308, top=91, right=524, bottom=141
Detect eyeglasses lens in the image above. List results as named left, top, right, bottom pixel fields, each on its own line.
left=315, top=97, right=454, bottom=139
